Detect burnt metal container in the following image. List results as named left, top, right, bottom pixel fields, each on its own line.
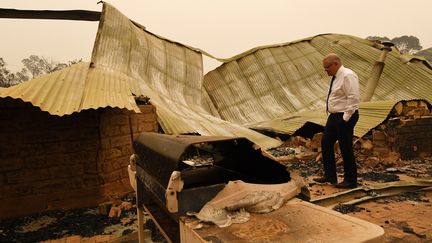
left=133, top=132, right=291, bottom=221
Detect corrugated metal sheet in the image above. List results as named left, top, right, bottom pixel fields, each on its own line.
left=203, top=34, right=432, bottom=125
left=0, top=3, right=280, bottom=149
left=91, top=3, right=281, bottom=149
left=247, top=100, right=427, bottom=138
left=1, top=3, right=432, bottom=149
left=0, top=62, right=141, bottom=116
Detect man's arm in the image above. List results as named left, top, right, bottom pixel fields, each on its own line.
left=342, top=73, right=360, bottom=121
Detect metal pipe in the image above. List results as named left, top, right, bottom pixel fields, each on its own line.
left=362, top=41, right=395, bottom=102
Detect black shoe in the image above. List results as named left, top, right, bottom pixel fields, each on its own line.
left=335, top=181, right=357, bottom=189
left=313, top=177, right=337, bottom=184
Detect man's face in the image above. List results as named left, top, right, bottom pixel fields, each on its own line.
left=323, top=59, right=337, bottom=76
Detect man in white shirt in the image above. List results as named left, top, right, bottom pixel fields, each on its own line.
left=313, top=53, right=360, bottom=189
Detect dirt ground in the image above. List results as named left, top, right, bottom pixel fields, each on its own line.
left=292, top=158, right=432, bottom=243
left=1, top=156, right=431, bottom=242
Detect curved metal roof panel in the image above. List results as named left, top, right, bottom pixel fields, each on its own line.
left=203, top=35, right=432, bottom=125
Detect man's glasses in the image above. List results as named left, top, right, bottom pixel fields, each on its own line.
left=324, top=63, right=335, bottom=70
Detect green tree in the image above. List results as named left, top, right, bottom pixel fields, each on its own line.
left=0, top=56, right=82, bottom=87
left=366, top=36, right=390, bottom=42
left=391, top=35, right=422, bottom=54
left=21, top=55, right=55, bottom=79
left=366, top=35, right=422, bottom=54
left=0, top=58, right=25, bottom=87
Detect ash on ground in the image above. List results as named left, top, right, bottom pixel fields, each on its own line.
left=268, top=146, right=296, bottom=157
left=0, top=194, right=167, bottom=243
left=333, top=204, right=366, bottom=214
left=377, top=192, right=431, bottom=204
left=358, top=172, right=400, bottom=182
left=282, top=159, right=321, bottom=177
left=0, top=207, right=136, bottom=243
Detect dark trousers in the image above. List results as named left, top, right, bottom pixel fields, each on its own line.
left=321, top=110, right=359, bottom=183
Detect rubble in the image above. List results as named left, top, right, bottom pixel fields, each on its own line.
left=358, top=172, right=400, bottom=182
left=1, top=100, right=431, bottom=242
left=333, top=204, right=365, bottom=214
left=0, top=196, right=167, bottom=243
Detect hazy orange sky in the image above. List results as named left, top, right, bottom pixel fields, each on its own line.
left=2, top=0, right=432, bottom=73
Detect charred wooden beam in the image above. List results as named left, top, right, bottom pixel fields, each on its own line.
left=0, top=8, right=101, bottom=21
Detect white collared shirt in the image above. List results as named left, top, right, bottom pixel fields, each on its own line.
left=327, top=65, right=360, bottom=121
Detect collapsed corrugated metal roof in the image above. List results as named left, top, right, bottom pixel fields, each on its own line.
left=246, top=100, right=431, bottom=138
left=203, top=35, right=432, bottom=124
left=0, top=62, right=141, bottom=115
left=1, top=3, right=431, bottom=149
left=0, top=3, right=281, bottom=149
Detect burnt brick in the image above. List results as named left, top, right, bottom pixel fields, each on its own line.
left=110, top=114, right=130, bottom=126
left=0, top=158, right=23, bottom=172
left=374, top=147, right=390, bottom=157
left=399, top=146, right=417, bottom=160
left=0, top=101, right=157, bottom=218
left=100, top=138, right=110, bottom=149
left=6, top=168, right=50, bottom=184
left=44, top=142, right=65, bottom=154
left=1, top=183, right=33, bottom=198
left=372, top=130, right=387, bottom=141
left=24, top=155, right=47, bottom=169
left=119, top=145, right=133, bottom=156
left=121, top=167, right=129, bottom=178
left=119, top=125, right=131, bottom=135
left=83, top=175, right=100, bottom=187
left=80, top=139, right=100, bottom=151
left=100, top=125, right=120, bottom=137
left=138, top=122, right=157, bottom=132
left=100, top=148, right=123, bottom=160
left=416, top=117, right=432, bottom=125
left=373, top=140, right=387, bottom=147
left=20, top=143, right=45, bottom=157
left=45, top=154, right=65, bottom=166
left=139, top=105, right=156, bottom=113
left=0, top=145, right=21, bottom=158
left=110, top=135, right=132, bottom=147
left=67, top=178, right=86, bottom=190
left=99, top=161, right=115, bottom=173
left=100, top=169, right=123, bottom=183
left=49, top=165, right=84, bottom=178
left=84, top=160, right=98, bottom=174
left=143, top=113, right=157, bottom=122
left=33, top=179, right=68, bottom=194
left=64, top=151, right=95, bottom=164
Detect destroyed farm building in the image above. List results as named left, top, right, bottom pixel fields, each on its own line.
left=0, top=2, right=432, bottom=222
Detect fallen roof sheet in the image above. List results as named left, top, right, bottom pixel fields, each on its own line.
left=0, top=62, right=142, bottom=115
left=203, top=35, right=432, bottom=125
left=247, top=99, right=432, bottom=138
left=0, top=3, right=280, bottom=149
left=1, top=3, right=432, bottom=149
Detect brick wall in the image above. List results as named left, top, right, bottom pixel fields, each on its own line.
left=0, top=98, right=158, bottom=219
left=372, top=116, right=432, bottom=160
